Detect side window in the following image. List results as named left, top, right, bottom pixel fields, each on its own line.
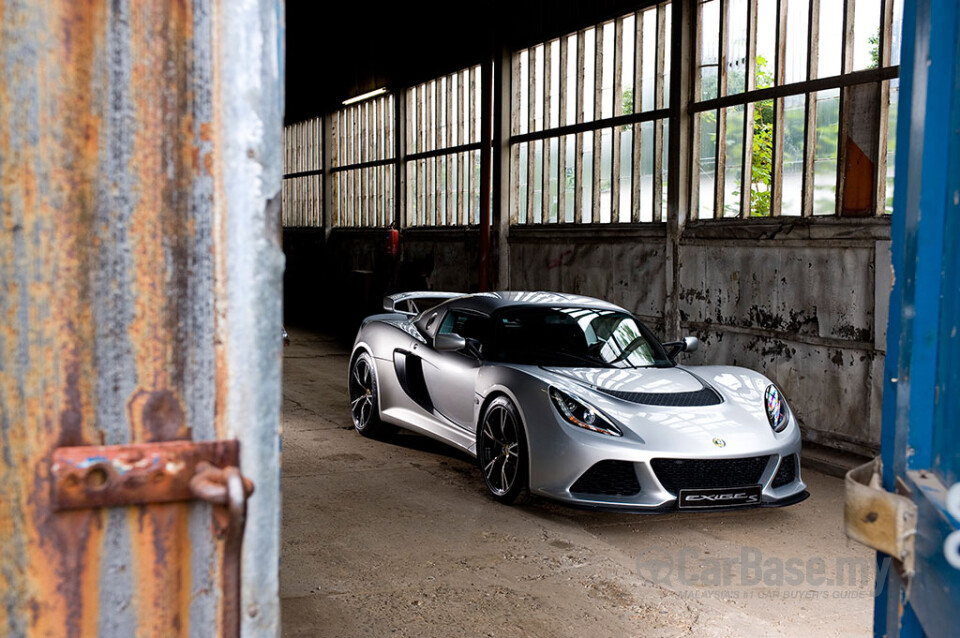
left=439, top=311, right=491, bottom=345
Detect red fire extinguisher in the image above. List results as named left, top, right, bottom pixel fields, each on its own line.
left=387, top=223, right=400, bottom=258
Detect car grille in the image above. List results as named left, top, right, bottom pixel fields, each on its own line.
left=570, top=460, right=641, bottom=497
left=651, top=456, right=770, bottom=494
left=597, top=386, right=723, bottom=407
left=772, top=454, right=798, bottom=488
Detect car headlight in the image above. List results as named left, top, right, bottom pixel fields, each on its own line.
left=764, top=384, right=789, bottom=432
left=549, top=387, right=622, bottom=437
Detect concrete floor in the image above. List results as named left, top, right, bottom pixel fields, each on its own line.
left=280, top=329, right=875, bottom=638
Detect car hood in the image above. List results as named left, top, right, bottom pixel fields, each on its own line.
left=527, top=364, right=789, bottom=451
left=542, top=366, right=705, bottom=394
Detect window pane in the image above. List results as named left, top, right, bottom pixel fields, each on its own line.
left=698, top=111, right=718, bottom=219
left=781, top=94, right=805, bottom=216
left=726, top=0, right=748, bottom=95
left=891, top=0, right=904, bottom=66
left=619, top=126, right=633, bottom=222
left=785, top=0, right=809, bottom=83
left=550, top=40, right=560, bottom=129
left=723, top=105, right=744, bottom=216
left=885, top=78, right=899, bottom=214
left=518, top=51, right=529, bottom=134
left=661, top=120, right=669, bottom=220
left=564, top=135, right=576, bottom=222
left=699, top=0, right=720, bottom=100
left=750, top=99, right=774, bottom=216
left=853, top=0, right=882, bottom=71
left=548, top=137, right=559, bottom=222
left=641, top=9, right=656, bottom=111
left=601, top=22, right=615, bottom=119
left=621, top=17, right=635, bottom=114
left=756, top=0, right=777, bottom=87
left=639, top=121, right=654, bottom=221
left=599, top=129, right=612, bottom=222
left=817, top=1, right=843, bottom=78
left=661, top=4, right=672, bottom=103
left=518, top=142, right=528, bottom=222
left=583, top=28, right=596, bottom=122
left=814, top=89, right=840, bottom=215
left=566, top=35, right=578, bottom=124
left=581, top=132, right=593, bottom=220
left=533, top=140, right=544, bottom=222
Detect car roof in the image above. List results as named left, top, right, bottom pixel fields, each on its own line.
left=441, top=291, right=628, bottom=316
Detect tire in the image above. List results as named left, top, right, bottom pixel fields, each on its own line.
left=348, top=352, right=393, bottom=438
left=477, top=396, right=530, bottom=504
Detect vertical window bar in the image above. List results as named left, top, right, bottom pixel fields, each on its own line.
left=462, top=79, right=469, bottom=224
left=446, top=76, right=454, bottom=225
left=801, top=0, right=821, bottom=218
left=713, top=0, right=728, bottom=218
left=632, top=11, right=643, bottom=222
left=875, top=0, right=895, bottom=216
left=690, top=3, right=703, bottom=218
left=653, top=6, right=666, bottom=222
left=511, top=55, right=521, bottom=223
left=528, top=47, right=538, bottom=223
left=740, top=0, right=758, bottom=218
left=469, top=67, right=478, bottom=223
left=543, top=41, right=553, bottom=224
left=558, top=37, right=568, bottom=224
left=835, top=0, right=855, bottom=215
left=611, top=19, right=624, bottom=223
left=771, top=0, right=787, bottom=217
left=575, top=33, right=585, bottom=223
left=591, top=25, right=604, bottom=224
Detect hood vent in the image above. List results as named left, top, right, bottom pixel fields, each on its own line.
left=596, top=385, right=723, bottom=407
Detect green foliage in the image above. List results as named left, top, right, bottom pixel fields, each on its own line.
left=734, top=56, right=775, bottom=216
left=622, top=87, right=634, bottom=119
left=868, top=31, right=880, bottom=69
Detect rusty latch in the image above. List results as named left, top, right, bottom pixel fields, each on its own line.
left=844, top=457, right=918, bottom=578
left=50, top=440, right=248, bottom=509
left=51, top=440, right=254, bottom=638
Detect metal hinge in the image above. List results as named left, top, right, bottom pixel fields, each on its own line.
left=844, top=457, right=918, bottom=579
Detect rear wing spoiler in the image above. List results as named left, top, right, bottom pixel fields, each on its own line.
left=382, top=291, right=464, bottom=316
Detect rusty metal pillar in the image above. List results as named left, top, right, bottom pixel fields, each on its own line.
left=0, top=1, right=284, bottom=636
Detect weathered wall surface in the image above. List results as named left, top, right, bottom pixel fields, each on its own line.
left=508, top=226, right=668, bottom=334
left=676, top=220, right=890, bottom=455
left=285, top=218, right=889, bottom=454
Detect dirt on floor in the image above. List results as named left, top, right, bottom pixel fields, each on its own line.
left=280, top=329, right=875, bottom=638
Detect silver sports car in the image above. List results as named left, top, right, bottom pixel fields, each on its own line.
left=349, top=291, right=808, bottom=511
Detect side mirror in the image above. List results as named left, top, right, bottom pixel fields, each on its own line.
left=382, top=296, right=395, bottom=312
left=435, top=333, right=467, bottom=352
left=663, top=335, right=700, bottom=359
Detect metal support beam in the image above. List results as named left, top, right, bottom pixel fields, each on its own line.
left=494, top=43, right=512, bottom=289
left=479, top=56, right=493, bottom=291
left=665, top=0, right=694, bottom=340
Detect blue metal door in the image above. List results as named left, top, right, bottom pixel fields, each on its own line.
left=877, top=0, right=960, bottom=635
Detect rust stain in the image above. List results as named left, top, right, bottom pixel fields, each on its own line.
left=1, top=0, right=223, bottom=636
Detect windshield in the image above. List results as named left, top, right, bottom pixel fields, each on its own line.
left=489, top=306, right=673, bottom=368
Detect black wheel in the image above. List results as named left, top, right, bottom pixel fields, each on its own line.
left=349, top=352, right=392, bottom=438
left=477, top=396, right=529, bottom=504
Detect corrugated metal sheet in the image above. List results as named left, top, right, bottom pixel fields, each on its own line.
left=0, top=1, right=283, bottom=636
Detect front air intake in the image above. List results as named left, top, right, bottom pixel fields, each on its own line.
left=570, top=460, right=641, bottom=497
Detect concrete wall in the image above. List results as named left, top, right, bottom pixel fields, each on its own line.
left=284, top=218, right=890, bottom=455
